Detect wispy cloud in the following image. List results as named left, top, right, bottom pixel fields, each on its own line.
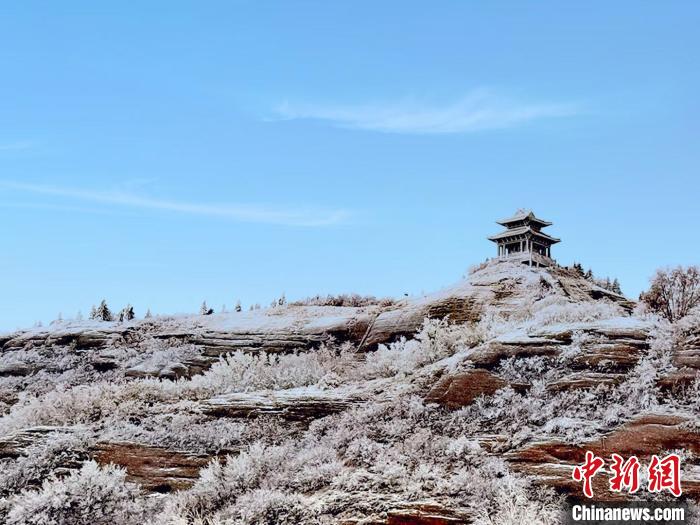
left=0, top=181, right=348, bottom=227
left=272, top=89, right=579, bottom=135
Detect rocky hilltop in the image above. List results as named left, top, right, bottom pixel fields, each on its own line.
left=0, top=261, right=697, bottom=524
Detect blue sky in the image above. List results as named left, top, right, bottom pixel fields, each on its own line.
left=1, top=2, right=699, bottom=330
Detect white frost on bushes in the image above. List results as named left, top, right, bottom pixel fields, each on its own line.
left=0, top=261, right=697, bottom=523
left=3, top=461, right=150, bottom=525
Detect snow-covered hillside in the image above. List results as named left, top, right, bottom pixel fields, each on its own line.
left=0, top=260, right=697, bottom=524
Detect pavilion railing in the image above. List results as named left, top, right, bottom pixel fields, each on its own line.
left=496, top=252, right=555, bottom=267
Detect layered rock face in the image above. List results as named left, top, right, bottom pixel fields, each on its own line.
left=0, top=261, right=697, bottom=523
left=425, top=317, right=700, bottom=502
left=0, top=263, right=630, bottom=372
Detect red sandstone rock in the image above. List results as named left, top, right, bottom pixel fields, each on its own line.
left=424, top=370, right=510, bottom=408
left=386, top=503, right=470, bottom=525
left=92, top=442, right=214, bottom=492
left=508, top=414, right=700, bottom=501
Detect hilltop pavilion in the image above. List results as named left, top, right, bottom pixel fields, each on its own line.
left=488, top=209, right=560, bottom=267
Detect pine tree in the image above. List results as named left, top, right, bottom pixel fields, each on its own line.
left=278, top=293, right=286, bottom=306
left=612, top=278, right=622, bottom=295
left=89, top=305, right=98, bottom=320
left=200, top=301, right=212, bottom=315
left=584, top=269, right=593, bottom=280
left=95, top=300, right=113, bottom=322
left=235, top=300, right=242, bottom=312
left=221, top=304, right=227, bottom=314
left=76, top=310, right=83, bottom=321
left=144, top=308, right=152, bottom=319
left=604, top=277, right=612, bottom=291
left=121, top=304, right=135, bottom=321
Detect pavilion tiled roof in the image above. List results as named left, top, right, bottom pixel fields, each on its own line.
left=496, top=209, right=552, bottom=227
left=488, top=226, right=560, bottom=243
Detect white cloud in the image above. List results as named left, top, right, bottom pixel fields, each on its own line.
left=0, top=181, right=348, bottom=227
left=272, top=89, right=578, bottom=134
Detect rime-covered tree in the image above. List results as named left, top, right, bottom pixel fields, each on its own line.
left=89, top=305, right=97, bottom=320
left=75, top=310, right=83, bottom=321
left=118, top=304, right=135, bottom=322
left=235, top=300, right=242, bottom=312
left=200, top=301, right=213, bottom=315
left=584, top=269, right=593, bottom=280
left=220, top=304, right=227, bottom=314
left=612, top=278, right=622, bottom=295
left=640, top=265, right=700, bottom=322
left=144, top=308, right=152, bottom=319
left=94, top=300, right=113, bottom=322
left=278, top=293, right=287, bottom=307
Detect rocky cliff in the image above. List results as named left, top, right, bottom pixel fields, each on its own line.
left=0, top=261, right=696, bottom=524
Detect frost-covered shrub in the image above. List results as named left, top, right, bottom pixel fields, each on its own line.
left=497, top=355, right=549, bottom=383
left=291, top=293, right=394, bottom=307
left=0, top=433, right=89, bottom=497
left=101, top=413, right=249, bottom=454
left=470, top=480, right=561, bottom=525
left=363, top=318, right=480, bottom=378
left=0, top=384, right=122, bottom=434
left=0, top=380, right=180, bottom=435
left=233, top=489, right=317, bottom=525
left=640, top=266, right=700, bottom=322
left=184, top=344, right=351, bottom=396
left=167, top=441, right=342, bottom=521
left=0, top=344, right=109, bottom=401
left=452, top=380, right=614, bottom=446
left=526, top=296, right=625, bottom=328
left=3, top=461, right=151, bottom=525
left=474, top=308, right=521, bottom=340
left=617, top=322, right=675, bottom=410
